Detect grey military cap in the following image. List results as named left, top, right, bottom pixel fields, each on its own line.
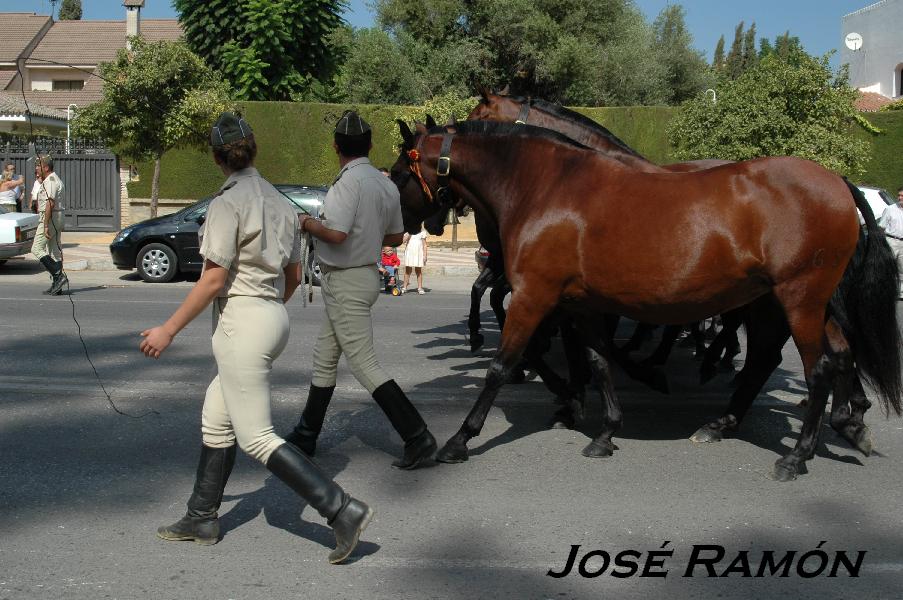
left=335, top=110, right=371, bottom=136
left=210, top=112, right=253, bottom=147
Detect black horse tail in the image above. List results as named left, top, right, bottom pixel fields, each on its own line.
left=830, top=179, right=902, bottom=415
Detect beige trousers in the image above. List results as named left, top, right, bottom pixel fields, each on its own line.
left=312, top=265, right=390, bottom=393
left=31, top=211, right=64, bottom=262
left=201, top=296, right=290, bottom=464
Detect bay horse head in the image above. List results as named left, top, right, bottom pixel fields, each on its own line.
left=469, top=87, right=531, bottom=124
left=390, top=118, right=457, bottom=235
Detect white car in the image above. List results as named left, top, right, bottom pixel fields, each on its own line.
left=857, top=185, right=894, bottom=224
left=0, top=212, right=39, bottom=264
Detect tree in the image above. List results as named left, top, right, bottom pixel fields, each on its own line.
left=742, top=22, right=758, bottom=72
left=669, top=48, right=869, bottom=177
left=712, top=35, right=725, bottom=70
left=174, top=0, right=345, bottom=100
left=651, top=5, right=710, bottom=104
left=58, top=0, right=81, bottom=20
left=361, top=0, right=673, bottom=106
left=73, top=39, right=233, bottom=217
left=724, top=22, right=745, bottom=79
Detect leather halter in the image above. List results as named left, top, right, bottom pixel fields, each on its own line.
left=406, top=131, right=455, bottom=205
left=515, top=101, right=531, bottom=125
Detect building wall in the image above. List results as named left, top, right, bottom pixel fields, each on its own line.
left=841, top=0, right=903, bottom=98
left=27, top=67, right=90, bottom=92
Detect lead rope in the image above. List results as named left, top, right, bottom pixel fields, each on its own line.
left=15, top=58, right=157, bottom=419
left=300, top=231, right=313, bottom=306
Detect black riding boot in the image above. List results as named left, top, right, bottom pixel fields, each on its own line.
left=372, top=380, right=437, bottom=470
left=266, top=443, right=373, bottom=564
left=284, top=385, right=335, bottom=456
left=39, top=256, right=59, bottom=294
left=157, top=444, right=237, bottom=545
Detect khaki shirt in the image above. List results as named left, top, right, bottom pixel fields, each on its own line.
left=199, top=167, right=302, bottom=300
left=316, top=158, right=404, bottom=269
left=36, top=172, right=64, bottom=212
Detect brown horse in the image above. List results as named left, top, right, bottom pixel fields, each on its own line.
left=391, top=120, right=901, bottom=481
left=466, top=91, right=734, bottom=364
left=465, top=93, right=879, bottom=453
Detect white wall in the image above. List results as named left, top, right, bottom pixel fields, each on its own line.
left=28, top=68, right=89, bottom=91
left=842, top=0, right=903, bottom=98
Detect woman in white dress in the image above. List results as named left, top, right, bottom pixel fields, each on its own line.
left=402, top=229, right=428, bottom=294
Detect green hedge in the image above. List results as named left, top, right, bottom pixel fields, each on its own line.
left=853, top=111, right=903, bottom=193
left=127, top=101, right=902, bottom=199
left=126, top=102, right=678, bottom=199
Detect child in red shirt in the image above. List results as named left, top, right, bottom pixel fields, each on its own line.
left=378, top=246, right=401, bottom=288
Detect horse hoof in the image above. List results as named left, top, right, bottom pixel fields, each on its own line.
left=840, top=425, right=873, bottom=456
left=581, top=440, right=614, bottom=458
left=689, top=426, right=723, bottom=443
left=469, top=334, right=484, bottom=353
left=436, top=442, right=469, bottom=464
left=770, top=461, right=798, bottom=482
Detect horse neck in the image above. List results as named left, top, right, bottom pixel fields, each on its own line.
left=530, top=110, right=663, bottom=173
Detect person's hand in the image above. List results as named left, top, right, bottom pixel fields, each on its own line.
left=44, top=225, right=52, bottom=239
left=299, top=215, right=313, bottom=233
left=140, top=326, right=174, bottom=359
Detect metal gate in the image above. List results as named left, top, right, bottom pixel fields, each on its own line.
left=1, top=139, right=120, bottom=232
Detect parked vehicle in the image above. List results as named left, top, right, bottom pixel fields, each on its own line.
left=110, top=185, right=326, bottom=283
left=0, top=212, right=39, bottom=265
left=857, top=185, right=894, bottom=224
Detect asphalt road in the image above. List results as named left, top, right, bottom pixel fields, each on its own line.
left=1, top=266, right=902, bottom=599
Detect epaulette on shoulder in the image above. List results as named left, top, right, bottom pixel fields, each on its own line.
left=212, top=181, right=238, bottom=199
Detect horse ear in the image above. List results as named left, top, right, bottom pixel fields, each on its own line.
left=425, top=115, right=437, bottom=129
left=499, top=84, right=510, bottom=95
left=397, top=119, right=414, bottom=149
left=477, top=85, right=491, bottom=101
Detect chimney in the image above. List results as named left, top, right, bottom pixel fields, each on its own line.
left=124, top=0, right=145, bottom=49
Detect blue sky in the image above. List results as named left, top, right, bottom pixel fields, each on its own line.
left=9, top=0, right=872, bottom=65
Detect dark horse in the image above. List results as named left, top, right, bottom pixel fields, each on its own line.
left=391, top=120, right=901, bottom=481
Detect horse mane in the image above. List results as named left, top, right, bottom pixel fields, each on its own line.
left=501, top=95, right=646, bottom=159
left=427, top=120, right=592, bottom=151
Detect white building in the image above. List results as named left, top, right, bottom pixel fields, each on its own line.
left=841, top=0, right=903, bottom=99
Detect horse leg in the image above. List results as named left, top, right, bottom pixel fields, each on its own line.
left=700, top=308, right=745, bottom=384
left=771, top=304, right=845, bottom=482
left=621, top=322, right=654, bottom=354
left=641, top=324, right=681, bottom=367
left=829, top=370, right=873, bottom=456
left=561, top=317, right=590, bottom=423
left=468, top=266, right=496, bottom=352
left=575, top=323, right=623, bottom=458
left=436, top=291, right=555, bottom=464
left=691, top=321, right=707, bottom=358
left=489, top=279, right=509, bottom=331
left=691, top=312, right=788, bottom=443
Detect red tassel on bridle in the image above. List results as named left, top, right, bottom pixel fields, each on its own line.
left=407, top=149, right=434, bottom=203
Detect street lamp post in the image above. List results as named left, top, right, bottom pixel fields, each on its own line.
left=66, top=103, right=78, bottom=154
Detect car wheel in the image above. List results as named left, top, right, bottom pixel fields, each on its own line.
left=307, top=252, right=322, bottom=287
left=0, top=259, right=7, bottom=266
left=137, top=243, right=178, bottom=283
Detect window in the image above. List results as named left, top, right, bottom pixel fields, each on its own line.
left=52, top=80, right=84, bottom=91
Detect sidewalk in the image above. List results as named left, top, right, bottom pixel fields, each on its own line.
left=33, top=229, right=482, bottom=277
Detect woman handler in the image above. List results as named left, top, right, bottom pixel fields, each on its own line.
left=139, top=113, right=372, bottom=564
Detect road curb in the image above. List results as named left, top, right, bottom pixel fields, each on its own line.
left=60, top=258, right=477, bottom=275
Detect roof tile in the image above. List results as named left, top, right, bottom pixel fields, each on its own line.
left=27, top=19, right=182, bottom=66
left=0, top=13, right=52, bottom=63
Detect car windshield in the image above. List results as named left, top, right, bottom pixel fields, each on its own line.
left=276, top=186, right=324, bottom=216
left=878, top=189, right=894, bottom=205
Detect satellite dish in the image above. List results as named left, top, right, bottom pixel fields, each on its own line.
left=845, top=32, right=863, bottom=51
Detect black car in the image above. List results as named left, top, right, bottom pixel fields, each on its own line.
left=110, top=184, right=326, bottom=283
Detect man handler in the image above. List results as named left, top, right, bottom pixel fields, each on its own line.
left=31, top=155, right=67, bottom=295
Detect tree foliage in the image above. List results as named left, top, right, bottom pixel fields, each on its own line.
left=669, top=48, right=869, bottom=177
left=58, top=0, right=81, bottom=20
left=72, top=39, right=232, bottom=216
left=174, top=0, right=346, bottom=100
left=335, top=0, right=707, bottom=106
